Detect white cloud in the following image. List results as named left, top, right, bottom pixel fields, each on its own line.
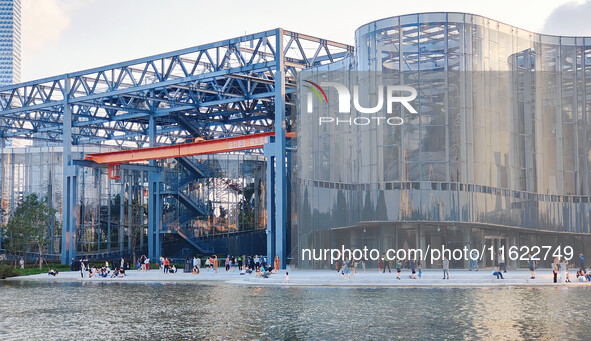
left=17, top=0, right=583, bottom=82
left=22, top=0, right=70, bottom=54
left=541, top=1, right=591, bottom=36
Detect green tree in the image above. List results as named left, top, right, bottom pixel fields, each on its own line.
left=3, top=215, right=28, bottom=268
left=2, top=194, right=56, bottom=269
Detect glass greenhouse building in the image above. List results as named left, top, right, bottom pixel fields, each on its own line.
left=295, top=13, right=591, bottom=269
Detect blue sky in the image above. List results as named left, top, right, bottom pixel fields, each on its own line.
left=21, top=0, right=591, bottom=81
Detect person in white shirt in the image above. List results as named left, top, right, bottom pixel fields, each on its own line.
left=561, top=258, right=570, bottom=283
left=80, top=260, right=86, bottom=278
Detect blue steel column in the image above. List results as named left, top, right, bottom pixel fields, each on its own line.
left=61, top=76, right=77, bottom=264
left=274, top=29, right=287, bottom=269
left=119, top=171, right=125, bottom=252
left=264, top=146, right=275, bottom=262
left=147, top=114, right=162, bottom=261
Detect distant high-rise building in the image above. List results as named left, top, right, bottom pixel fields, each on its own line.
left=0, top=0, right=20, bottom=86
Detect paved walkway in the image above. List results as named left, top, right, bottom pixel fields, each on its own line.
left=10, top=268, right=591, bottom=287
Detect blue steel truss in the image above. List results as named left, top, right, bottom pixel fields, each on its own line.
left=0, top=29, right=353, bottom=145
left=0, top=28, right=354, bottom=267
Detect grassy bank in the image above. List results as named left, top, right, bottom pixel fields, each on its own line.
left=1, top=263, right=72, bottom=278
left=1, top=260, right=191, bottom=279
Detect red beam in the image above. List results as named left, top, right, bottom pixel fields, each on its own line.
left=85, top=131, right=295, bottom=164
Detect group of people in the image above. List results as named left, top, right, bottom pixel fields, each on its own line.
left=331, top=251, right=591, bottom=283
left=335, top=258, right=367, bottom=277
left=136, top=255, right=150, bottom=271
left=186, top=254, right=282, bottom=278
left=375, top=253, right=423, bottom=280
left=158, top=257, right=177, bottom=274
left=552, top=256, right=574, bottom=283
left=63, top=254, right=286, bottom=279
left=75, top=260, right=127, bottom=279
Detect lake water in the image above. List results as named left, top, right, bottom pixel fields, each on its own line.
left=1, top=281, right=590, bottom=340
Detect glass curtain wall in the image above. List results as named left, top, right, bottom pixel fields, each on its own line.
left=295, top=12, right=591, bottom=269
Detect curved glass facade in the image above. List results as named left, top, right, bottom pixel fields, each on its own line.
left=295, top=13, right=591, bottom=268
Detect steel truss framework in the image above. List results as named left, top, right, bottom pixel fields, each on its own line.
left=0, top=28, right=354, bottom=267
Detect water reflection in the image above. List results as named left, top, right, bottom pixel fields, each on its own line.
left=0, top=282, right=589, bottom=340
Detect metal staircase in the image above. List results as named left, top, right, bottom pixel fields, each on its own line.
left=176, top=227, right=215, bottom=254
left=162, top=155, right=216, bottom=254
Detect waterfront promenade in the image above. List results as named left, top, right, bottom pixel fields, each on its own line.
left=11, top=268, right=591, bottom=287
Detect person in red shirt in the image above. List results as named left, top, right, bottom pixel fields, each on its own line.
left=164, top=258, right=170, bottom=274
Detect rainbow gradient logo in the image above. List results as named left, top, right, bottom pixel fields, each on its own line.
left=303, top=80, right=328, bottom=109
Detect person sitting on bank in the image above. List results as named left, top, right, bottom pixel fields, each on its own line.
left=255, top=265, right=270, bottom=278
left=192, top=265, right=200, bottom=274
left=260, top=266, right=271, bottom=278
left=171, top=265, right=177, bottom=273
left=493, top=265, right=504, bottom=279
left=47, top=269, right=58, bottom=276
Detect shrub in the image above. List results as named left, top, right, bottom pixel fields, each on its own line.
left=0, top=264, right=18, bottom=279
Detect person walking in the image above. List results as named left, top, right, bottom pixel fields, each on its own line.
left=382, top=253, right=391, bottom=273
left=470, top=250, right=479, bottom=271
left=225, top=256, right=231, bottom=272
left=237, top=256, right=243, bottom=271
left=528, top=253, right=537, bottom=279
left=213, top=255, right=218, bottom=273
left=442, top=257, right=450, bottom=279
left=395, top=258, right=402, bottom=280
left=342, top=259, right=351, bottom=279
left=417, top=259, right=423, bottom=279
left=497, top=251, right=506, bottom=273
left=579, top=253, right=585, bottom=271
left=19, top=257, right=24, bottom=269
left=193, top=256, right=198, bottom=271
left=409, top=257, right=417, bottom=279
left=145, top=257, right=150, bottom=271
left=552, top=257, right=559, bottom=283
left=274, top=255, right=280, bottom=271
